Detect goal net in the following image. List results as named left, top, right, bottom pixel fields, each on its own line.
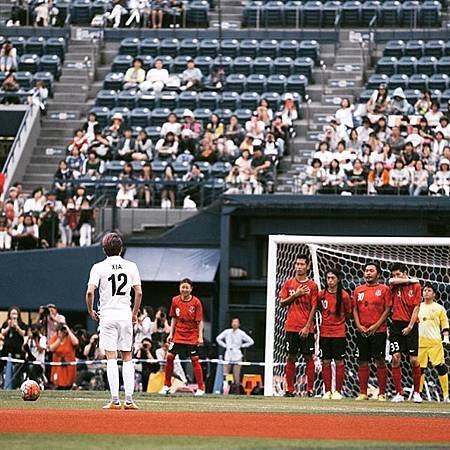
left=264, top=235, right=450, bottom=399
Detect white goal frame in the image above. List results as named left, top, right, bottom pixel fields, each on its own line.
left=264, top=235, right=450, bottom=397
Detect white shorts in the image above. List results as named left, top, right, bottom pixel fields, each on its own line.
left=99, top=319, right=133, bottom=352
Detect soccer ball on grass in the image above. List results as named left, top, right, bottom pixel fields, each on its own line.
left=20, top=380, right=41, bottom=401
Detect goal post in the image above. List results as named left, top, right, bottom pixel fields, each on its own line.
left=264, top=235, right=450, bottom=397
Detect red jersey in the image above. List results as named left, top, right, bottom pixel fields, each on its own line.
left=279, top=278, right=318, bottom=333
left=319, top=289, right=352, bottom=338
left=352, top=283, right=392, bottom=333
left=169, top=295, right=203, bottom=345
left=391, top=282, right=421, bottom=322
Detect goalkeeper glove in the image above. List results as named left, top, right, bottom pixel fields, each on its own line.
left=443, top=335, right=450, bottom=348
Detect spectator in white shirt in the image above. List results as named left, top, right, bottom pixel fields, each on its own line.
left=409, top=159, right=429, bottom=196
left=335, top=98, right=354, bottom=129
left=23, top=323, right=47, bottom=384
left=425, top=102, right=443, bottom=128
left=429, top=158, right=450, bottom=196
left=431, top=131, right=448, bottom=156
left=161, top=113, right=181, bottom=138
left=245, top=112, right=266, bottom=140
left=134, top=306, right=153, bottom=349
left=280, top=94, right=298, bottom=129
left=140, top=59, right=169, bottom=93
left=180, top=59, right=203, bottom=91
left=23, top=188, right=46, bottom=217
left=155, top=132, right=178, bottom=160
left=313, top=141, right=333, bottom=168
left=302, top=158, right=326, bottom=194
left=320, top=159, right=346, bottom=194
left=333, top=140, right=354, bottom=172
left=216, top=317, right=254, bottom=385
left=435, top=116, right=450, bottom=140
left=389, top=159, right=410, bottom=195
left=356, top=117, right=374, bottom=143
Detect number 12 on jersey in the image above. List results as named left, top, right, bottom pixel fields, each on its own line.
left=108, top=273, right=128, bottom=296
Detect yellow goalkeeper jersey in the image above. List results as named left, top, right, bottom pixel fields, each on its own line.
left=418, top=301, right=449, bottom=347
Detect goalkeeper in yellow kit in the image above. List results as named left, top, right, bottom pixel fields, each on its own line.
left=418, top=283, right=450, bottom=402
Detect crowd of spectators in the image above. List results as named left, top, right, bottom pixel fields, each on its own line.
left=0, top=182, right=96, bottom=251
left=301, top=86, right=450, bottom=196
left=0, top=304, right=254, bottom=394
left=55, top=59, right=298, bottom=207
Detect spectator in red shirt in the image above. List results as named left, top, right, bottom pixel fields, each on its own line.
left=159, top=278, right=205, bottom=396
left=319, top=268, right=352, bottom=400
left=279, top=255, right=319, bottom=397
left=352, top=262, right=391, bottom=401
left=388, top=263, right=422, bottom=403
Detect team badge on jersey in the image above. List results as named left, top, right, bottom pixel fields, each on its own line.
left=175, top=307, right=180, bottom=317
left=375, top=289, right=382, bottom=296
left=358, top=292, right=364, bottom=301
left=408, top=290, right=414, bottom=297
left=189, top=306, right=196, bottom=314
left=289, top=289, right=296, bottom=296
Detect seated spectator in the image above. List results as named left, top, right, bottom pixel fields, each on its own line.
left=205, top=66, right=225, bottom=90
left=77, top=198, right=95, bottom=246
left=386, top=126, right=405, bottom=156
left=301, top=158, right=325, bottom=195
left=23, top=323, right=47, bottom=385
left=435, top=116, right=450, bottom=140
left=225, top=115, right=245, bottom=146
left=2, top=72, right=20, bottom=105
left=82, top=113, right=101, bottom=143
left=225, top=165, right=246, bottom=194
left=115, top=127, right=136, bottom=161
left=280, top=94, right=298, bottom=132
left=356, top=117, right=374, bottom=144
left=39, top=202, right=60, bottom=248
left=0, top=212, right=12, bottom=250
left=83, top=150, right=104, bottom=177
left=251, top=145, right=273, bottom=193
left=155, top=131, right=178, bottom=160
left=24, top=187, right=46, bottom=217
left=48, top=323, right=79, bottom=389
left=410, top=160, right=429, bottom=196
left=104, top=113, right=124, bottom=147
left=368, top=161, right=390, bottom=195
left=89, top=132, right=113, bottom=161
left=429, top=158, right=450, bottom=196
left=180, top=59, right=203, bottom=91
left=376, top=143, right=396, bottom=169
left=259, top=98, right=273, bottom=122
left=239, top=134, right=254, bottom=154
left=7, top=0, right=27, bottom=26
left=196, top=135, right=217, bottom=164
left=136, top=130, right=152, bottom=160
left=422, top=144, right=438, bottom=173
left=116, top=163, right=137, bottom=208
left=264, top=132, right=280, bottom=160
left=123, top=58, right=146, bottom=90
left=245, top=111, right=266, bottom=140
left=181, top=109, right=202, bottom=139
left=367, top=84, right=389, bottom=123
left=234, top=149, right=253, bottom=181
left=0, top=40, right=17, bottom=72
left=68, top=129, right=89, bottom=155
left=178, top=129, right=196, bottom=155
left=432, top=131, right=448, bottom=156
left=166, top=0, right=183, bottom=28
left=400, top=142, right=420, bottom=167
left=73, top=185, right=88, bottom=210
left=415, top=91, right=432, bottom=115
left=333, top=140, right=355, bottom=172
left=206, top=113, right=224, bottom=140
left=35, top=0, right=50, bottom=26
left=313, top=141, right=333, bottom=168
left=6, top=185, right=24, bottom=221
left=345, top=158, right=368, bottom=195
left=141, top=59, right=169, bottom=93
left=54, top=160, right=73, bottom=201
left=271, top=113, right=288, bottom=154
left=321, top=119, right=347, bottom=151
left=425, top=102, right=443, bottom=128
left=66, top=147, right=85, bottom=177
left=388, top=87, right=412, bottom=116
left=389, top=159, right=410, bottom=195
left=335, top=98, right=354, bottom=129
left=417, top=117, right=434, bottom=145
left=107, top=0, right=127, bottom=28
left=181, top=163, right=204, bottom=207
left=320, top=159, right=346, bottom=194
left=374, top=116, right=390, bottom=143
left=125, top=0, right=148, bottom=27
left=150, top=0, right=167, bottom=28
left=161, top=164, right=177, bottom=208
left=28, top=80, right=48, bottom=115
left=161, top=113, right=181, bottom=138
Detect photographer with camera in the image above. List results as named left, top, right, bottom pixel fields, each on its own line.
left=23, top=323, right=47, bottom=385
left=135, top=338, right=158, bottom=391
left=133, top=306, right=154, bottom=349
left=36, top=303, right=66, bottom=340
left=47, top=322, right=79, bottom=389
left=151, top=307, right=171, bottom=345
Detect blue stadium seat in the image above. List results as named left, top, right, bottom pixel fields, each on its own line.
left=424, top=40, right=445, bottom=58
left=287, top=74, right=308, bottom=96
left=384, top=40, right=405, bottom=58
left=33, top=72, right=54, bottom=97
left=193, top=108, right=212, bottom=123
left=243, top=2, right=264, bottom=28
left=198, top=91, right=219, bottom=109
left=367, top=73, right=389, bottom=89
left=397, top=56, right=417, bottom=76
left=233, top=57, right=253, bottom=76
left=137, top=92, right=157, bottom=109
left=46, top=37, right=66, bottom=61
left=221, top=91, right=240, bottom=110
left=293, top=57, right=314, bottom=81
left=117, top=90, right=137, bottom=109
left=104, top=161, right=125, bottom=177
left=96, top=90, right=117, bottom=109
left=284, top=1, right=302, bottom=27
left=119, top=38, right=140, bottom=57
left=263, top=1, right=284, bottom=27
left=151, top=159, right=168, bottom=176
left=172, top=108, right=186, bottom=119
left=358, top=89, right=373, bottom=103
left=267, top=74, right=287, bottom=94
left=173, top=56, right=191, bottom=74
left=186, top=1, right=210, bottom=28
left=194, top=56, right=212, bottom=75
left=376, top=57, right=397, bottom=76
left=9, top=37, right=25, bottom=56
left=175, top=91, right=197, bottom=111
left=89, top=106, right=110, bottom=128
left=441, top=89, right=450, bottom=108
left=130, top=108, right=151, bottom=128
left=437, top=57, right=450, bottom=75
left=180, top=38, right=199, bottom=58
left=420, top=1, right=441, bottom=27
left=404, top=40, right=424, bottom=58
left=157, top=55, right=173, bottom=71
left=235, top=108, right=252, bottom=124
left=71, top=0, right=92, bottom=24
left=408, top=74, right=428, bottom=91
left=213, top=108, right=233, bottom=122
left=173, top=161, right=190, bottom=176
left=279, top=40, right=299, bottom=59
left=151, top=108, right=171, bottom=127
left=159, top=91, right=178, bottom=109
left=322, top=1, right=341, bottom=27
left=199, top=39, right=219, bottom=57
left=246, top=74, right=267, bottom=94
left=112, top=55, right=133, bottom=73
left=140, top=38, right=160, bottom=57
left=211, top=161, right=232, bottom=178
left=299, top=40, right=319, bottom=63
left=417, top=56, right=437, bottom=76
left=239, top=91, right=260, bottom=110
left=146, top=126, right=162, bottom=142
left=240, top=40, right=259, bottom=58
left=221, top=39, right=240, bottom=58
left=15, top=71, right=33, bottom=90
left=137, top=55, right=154, bottom=71
left=273, top=57, right=294, bottom=76
left=18, top=54, right=39, bottom=73
left=303, top=1, right=322, bottom=26
left=404, top=89, right=421, bottom=105
left=445, top=41, right=450, bottom=57
left=261, top=92, right=281, bottom=110
left=225, top=74, right=246, bottom=93
left=430, top=89, right=441, bottom=104
left=402, top=1, right=420, bottom=28
left=160, top=38, right=180, bottom=58
left=361, top=1, right=380, bottom=26
left=388, top=74, right=409, bottom=90
left=253, top=57, right=273, bottom=76
left=39, top=55, right=61, bottom=79
left=259, top=40, right=279, bottom=59
left=428, top=74, right=449, bottom=92
left=26, top=37, right=45, bottom=57
left=213, top=56, right=233, bottom=75
left=381, top=1, right=400, bottom=27
left=92, top=0, right=108, bottom=16
left=342, top=1, right=362, bottom=27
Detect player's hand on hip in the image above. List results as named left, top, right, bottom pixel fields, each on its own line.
left=401, top=325, right=412, bottom=336
left=89, top=310, right=99, bottom=322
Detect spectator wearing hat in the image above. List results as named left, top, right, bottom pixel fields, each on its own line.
left=161, top=113, right=181, bottom=138
left=389, top=159, right=410, bottom=195
left=155, top=131, right=178, bottom=160
left=429, top=159, right=450, bottom=196
left=23, top=188, right=46, bottom=218
left=181, top=109, right=202, bottom=139
left=425, top=102, right=443, bottom=128
left=409, top=160, right=429, bottom=196
left=123, top=58, right=146, bottom=90
left=368, top=161, right=390, bottom=195
left=245, top=111, right=266, bottom=140
left=141, top=59, right=169, bottom=93
left=0, top=40, right=17, bottom=72
left=280, top=94, right=298, bottom=131
left=388, top=87, right=412, bottom=116
left=180, top=59, right=203, bottom=91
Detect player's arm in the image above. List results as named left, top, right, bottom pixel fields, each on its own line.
left=85, top=284, right=99, bottom=322
left=300, top=286, right=318, bottom=338
left=402, top=305, right=420, bottom=336
left=216, top=330, right=228, bottom=348
left=198, top=320, right=204, bottom=345
left=388, top=277, right=420, bottom=285
left=352, top=298, right=367, bottom=334
left=67, top=327, right=79, bottom=347
left=132, top=284, right=142, bottom=325
left=367, top=305, right=391, bottom=335
left=241, top=330, right=255, bottom=348
left=440, top=308, right=450, bottom=346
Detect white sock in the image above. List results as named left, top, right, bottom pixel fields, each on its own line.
left=122, top=360, right=135, bottom=400
left=106, top=359, right=119, bottom=401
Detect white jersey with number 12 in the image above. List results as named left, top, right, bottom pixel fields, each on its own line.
left=88, top=255, right=141, bottom=321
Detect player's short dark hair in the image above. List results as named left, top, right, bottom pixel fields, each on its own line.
left=231, top=316, right=240, bottom=322
left=102, top=232, right=123, bottom=256
left=180, top=278, right=193, bottom=286
left=363, top=261, right=381, bottom=274
left=389, top=262, right=407, bottom=274
left=296, top=254, right=310, bottom=264
left=423, top=282, right=437, bottom=294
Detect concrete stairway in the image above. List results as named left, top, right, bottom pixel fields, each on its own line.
left=276, top=32, right=367, bottom=193
left=22, top=38, right=101, bottom=192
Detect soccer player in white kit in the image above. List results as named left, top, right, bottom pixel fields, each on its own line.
left=85, top=232, right=142, bottom=409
